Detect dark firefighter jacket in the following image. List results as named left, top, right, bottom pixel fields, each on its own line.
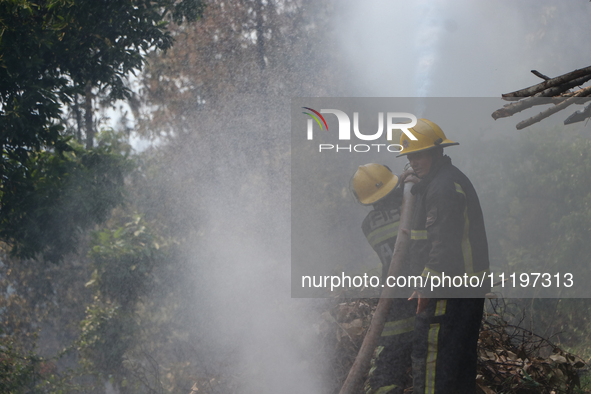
left=361, top=205, right=400, bottom=281
left=409, top=155, right=490, bottom=297
left=361, top=186, right=405, bottom=281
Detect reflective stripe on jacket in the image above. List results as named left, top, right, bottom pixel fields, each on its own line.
left=362, top=207, right=401, bottom=281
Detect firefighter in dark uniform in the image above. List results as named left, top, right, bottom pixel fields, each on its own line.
left=351, top=163, right=418, bottom=394
left=395, top=119, right=490, bottom=394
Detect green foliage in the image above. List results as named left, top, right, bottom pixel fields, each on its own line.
left=0, top=333, right=40, bottom=393
left=77, top=301, right=135, bottom=379
left=75, top=215, right=171, bottom=388
left=0, top=0, right=205, bottom=262
left=574, top=373, right=591, bottom=394
left=0, top=133, right=131, bottom=262
left=0, top=2, right=342, bottom=392
left=88, top=215, right=168, bottom=308
left=0, top=331, right=77, bottom=394
left=478, top=126, right=591, bottom=352
left=496, top=127, right=591, bottom=285
left=0, top=0, right=205, bottom=158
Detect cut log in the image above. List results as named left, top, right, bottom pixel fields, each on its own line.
left=502, top=65, right=591, bottom=98
left=492, top=75, right=591, bottom=119
left=492, top=95, right=551, bottom=120
left=516, top=85, right=591, bottom=130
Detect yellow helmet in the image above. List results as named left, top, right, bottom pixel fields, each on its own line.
left=391, top=118, right=459, bottom=157
left=351, top=163, right=399, bottom=205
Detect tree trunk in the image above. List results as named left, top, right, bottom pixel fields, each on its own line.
left=85, top=83, right=94, bottom=149
left=73, top=92, right=82, bottom=143
left=0, top=142, right=3, bottom=204
left=255, top=0, right=265, bottom=71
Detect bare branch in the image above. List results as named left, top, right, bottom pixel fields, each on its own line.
left=492, top=75, right=591, bottom=119
left=531, top=70, right=550, bottom=80
left=492, top=96, right=552, bottom=120
left=538, top=74, right=591, bottom=97
left=516, top=85, right=591, bottom=130
left=564, top=101, right=591, bottom=125
left=502, top=65, right=591, bottom=98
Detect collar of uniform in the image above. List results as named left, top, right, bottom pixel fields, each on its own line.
left=411, top=155, right=452, bottom=195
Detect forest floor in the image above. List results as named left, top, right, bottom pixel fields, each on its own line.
left=316, top=296, right=591, bottom=394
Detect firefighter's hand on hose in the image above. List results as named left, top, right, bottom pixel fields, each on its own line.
left=400, top=168, right=420, bottom=184
left=408, top=291, right=430, bottom=314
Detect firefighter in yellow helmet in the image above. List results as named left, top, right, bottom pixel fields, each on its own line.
left=391, top=118, right=490, bottom=393
left=351, top=163, right=399, bottom=203
left=351, top=164, right=418, bottom=394
left=397, top=118, right=459, bottom=158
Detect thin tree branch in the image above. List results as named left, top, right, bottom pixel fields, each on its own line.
left=531, top=70, right=550, bottom=80
left=516, top=85, right=591, bottom=130
left=502, top=65, right=591, bottom=98
left=564, top=101, right=591, bottom=125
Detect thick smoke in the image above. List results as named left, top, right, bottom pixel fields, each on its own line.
left=335, top=0, right=591, bottom=97
left=153, top=1, right=591, bottom=392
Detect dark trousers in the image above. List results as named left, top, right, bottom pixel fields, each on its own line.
left=412, top=298, right=484, bottom=394
left=365, top=298, right=484, bottom=394
left=365, top=298, right=416, bottom=394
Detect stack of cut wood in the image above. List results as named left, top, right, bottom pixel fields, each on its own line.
left=492, top=66, right=591, bottom=129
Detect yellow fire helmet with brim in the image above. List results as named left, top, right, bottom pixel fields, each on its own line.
left=351, top=163, right=399, bottom=205
left=391, top=118, right=459, bottom=157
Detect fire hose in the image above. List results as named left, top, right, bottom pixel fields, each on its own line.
left=339, top=180, right=415, bottom=394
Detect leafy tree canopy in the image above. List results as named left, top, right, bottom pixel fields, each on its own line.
left=0, top=0, right=204, bottom=160
left=0, top=0, right=204, bottom=261
left=0, top=131, right=131, bottom=262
